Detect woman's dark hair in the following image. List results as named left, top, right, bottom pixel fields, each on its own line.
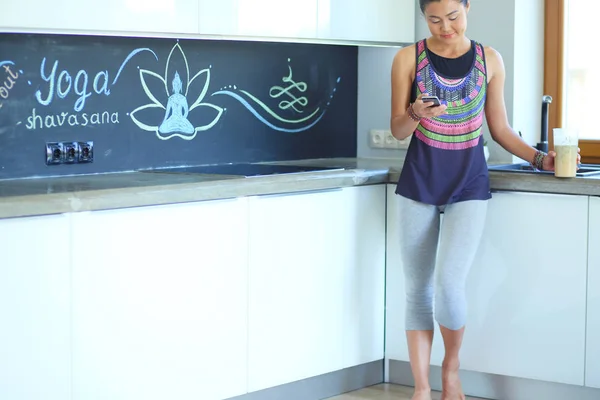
left=419, top=0, right=468, bottom=13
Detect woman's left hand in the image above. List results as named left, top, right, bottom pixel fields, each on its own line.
left=542, top=147, right=582, bottom=171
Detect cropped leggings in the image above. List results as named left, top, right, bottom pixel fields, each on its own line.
left=397, top=194, right=488, bottom=331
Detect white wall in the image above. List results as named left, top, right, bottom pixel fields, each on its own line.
left=356, top=46, right=404, bottom=159
left=512, top=0, right=545, bottom=161
left=357, top=0, right=545, bottom=163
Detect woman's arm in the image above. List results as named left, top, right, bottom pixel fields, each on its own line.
left=483, top=47, right=539, bottom=164
left=485, top=47, right=580, bottom=170
left=390, top=45, right=447, bottom=140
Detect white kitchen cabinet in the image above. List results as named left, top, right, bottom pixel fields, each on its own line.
left=587, top=196, right=600, bottom=388
left=2, top=0, right=414, bottom=43
left=247, top=185, right=386, bottom=392
left=1, top=0, right=198, bottom=35
left=317, top=0, right=415, bottom=43
left=386, top=188, right=588, bottom=386
left=457, top=191, right=588, bottom=386
left=71, top=198, right=249, bottom=400
left=198, top=0, right=318, bottom=39
left=384, top=184, right=408, bottom=364
left=0, top=214, right=71, bottom=400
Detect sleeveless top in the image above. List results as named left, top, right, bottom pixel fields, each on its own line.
left=395, top=39, right=492, bottom=206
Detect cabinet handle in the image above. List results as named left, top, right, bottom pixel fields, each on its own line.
left=255, top=187, right=343, bottom=199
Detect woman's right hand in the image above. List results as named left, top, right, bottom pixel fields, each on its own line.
left=411, top=93, right=448, bottom=119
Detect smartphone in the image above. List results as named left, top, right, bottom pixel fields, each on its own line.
left=422, top=95, right=441, bottom=106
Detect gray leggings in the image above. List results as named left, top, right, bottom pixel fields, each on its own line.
left=397, top=194, right=488, bottom=331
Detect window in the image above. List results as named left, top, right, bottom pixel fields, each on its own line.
left=545, top=0, right=600, bottom=163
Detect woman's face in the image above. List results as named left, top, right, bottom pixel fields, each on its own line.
left=424, top=0, right=470, bottom=43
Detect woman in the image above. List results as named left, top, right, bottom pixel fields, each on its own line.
left=389, top=1, right=579, bottom=399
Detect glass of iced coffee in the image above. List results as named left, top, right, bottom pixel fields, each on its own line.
left=553, top=128, right=579, bottom=178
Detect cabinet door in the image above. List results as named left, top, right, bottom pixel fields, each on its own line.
left=384, top=184, right=409, bottom=364
left=1, top=0, right=198, bottom=35
left=71, top=198, right=249, bottom=400
left=341, top=185, right=386, bottom=369
left=247, top=185, right=386, bottom=392
left=587, top=196, right=600, bottom=388
left=198, top=0, right=318, bottom=38
left=386, top=189, right=588, bottom=386
left=451, top=192, right=588, bottom=386
left=317, top=0, right=415, bottom=43
left=0, top=214, right=71, bottom=400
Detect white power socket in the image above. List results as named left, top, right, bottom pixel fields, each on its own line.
left=369, top=129, right=385, bottom=148
left=369, top=129, right=411, bottom=149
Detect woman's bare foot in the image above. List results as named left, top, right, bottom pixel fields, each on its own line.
left=441, top=359, right=465, bottom=400
left=411, top=388, right=432, bottom=400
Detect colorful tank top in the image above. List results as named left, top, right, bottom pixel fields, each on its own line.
left=395, top=39, right=492, bottom=206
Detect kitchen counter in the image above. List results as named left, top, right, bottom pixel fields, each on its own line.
left=1, top=157, right=599, bottom=219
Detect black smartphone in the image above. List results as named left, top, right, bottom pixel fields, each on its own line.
left=422, top=95, right=441, bottom=106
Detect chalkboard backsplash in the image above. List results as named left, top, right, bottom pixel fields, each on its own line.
left=0, top=33, right=357, bottom=179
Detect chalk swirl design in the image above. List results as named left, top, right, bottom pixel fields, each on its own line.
left=212, top=58, right=341, bottom=133
left=130, top=43, right=341, bottom=139
left=269, top=64, right=308, bottom=113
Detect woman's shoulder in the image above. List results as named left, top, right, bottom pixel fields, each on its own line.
left=482, top=45, right=505, bottom=72
left=474, top=44, right=505, bottom=81
left=394, top=43, right=417, bottom=60
left=392, top=44, right=418, bottom=72
left=480, top=45, right=503, bottom=63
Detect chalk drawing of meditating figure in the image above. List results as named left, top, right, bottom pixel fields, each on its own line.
left=158, top=71, right=194, bottom=135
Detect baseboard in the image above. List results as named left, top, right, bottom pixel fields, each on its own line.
left=388, top=359, right=600, bottom=400
left=226, top=360, right=383, bottom=400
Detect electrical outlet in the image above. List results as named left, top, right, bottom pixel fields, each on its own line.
left=45, top=142, right=64, bottom=165
left=369, top=129, right=384, bottom=148
left=63, top=142, right=79, bottom=164
left=45, top=141, right=94, bottom=165
left=78, top=141, right=94, bottom=163
left=383, top=130, right=397, bottom=148
left=370, top=129, right=408, bottom=149
left=396, top=133, right=413, bottom=149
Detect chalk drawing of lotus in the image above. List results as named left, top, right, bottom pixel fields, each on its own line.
left=130, top=41, right=223, bottom=140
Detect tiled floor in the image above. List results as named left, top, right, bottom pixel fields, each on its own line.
left=325, top=384, right=488, bottom=400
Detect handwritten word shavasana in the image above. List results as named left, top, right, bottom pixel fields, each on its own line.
left=25, top=108, right=119, bottom=130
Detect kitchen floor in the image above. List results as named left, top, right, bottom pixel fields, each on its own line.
left=325, top=384, right=489, bottom=399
